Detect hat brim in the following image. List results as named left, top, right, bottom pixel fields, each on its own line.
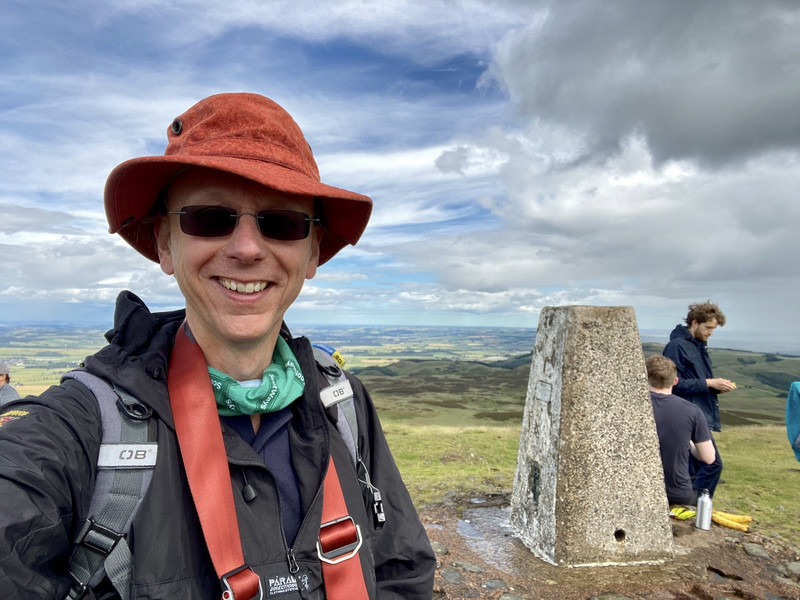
left=104, top=155, right=372, bottom=265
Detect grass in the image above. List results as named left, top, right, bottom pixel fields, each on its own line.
left=387, top=423, right=800, bottom=548
left=713, top=425, right=800, bottom=546
left=385, top=424, right=520, bottom=506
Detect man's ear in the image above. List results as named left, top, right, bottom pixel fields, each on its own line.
left=154, top=217, right=175, bottom=276
left=305, top=226, right=322, bottom=280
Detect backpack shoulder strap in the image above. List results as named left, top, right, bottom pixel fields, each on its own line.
left=312, top=344, right=385, bottom=530
left=313, top=344, right=358, bottom=465
left=63, top=370, right=158, bottom=600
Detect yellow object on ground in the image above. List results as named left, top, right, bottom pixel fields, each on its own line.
left=670, top=506, right=752, bottom=531
left=711, top=509, right=752, bottom=532
left=712, top=509, right=752, bottom=524
left=669, top=506, right=696, bottom=520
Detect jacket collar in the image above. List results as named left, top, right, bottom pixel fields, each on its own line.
left=670, top=324, right=706, bottom=349
left=83, top=291, right=184, bottom=426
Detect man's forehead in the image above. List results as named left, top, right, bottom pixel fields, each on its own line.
left=168, top=169, right=314, bottom=208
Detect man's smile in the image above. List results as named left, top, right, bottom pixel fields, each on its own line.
left=219, top=278, right=270, bottom=294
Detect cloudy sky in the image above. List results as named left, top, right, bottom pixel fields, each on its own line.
left=2, top=1, right=799, bottom=351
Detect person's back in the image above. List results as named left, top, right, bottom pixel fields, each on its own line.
left=647, top=355, right=715, bottom=506
left=651, top=392, right=711, bottom=504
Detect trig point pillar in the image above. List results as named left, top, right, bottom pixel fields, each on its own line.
left=510, top=306, right=673, bottom=566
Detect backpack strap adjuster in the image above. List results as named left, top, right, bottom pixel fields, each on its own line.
left=317, top=515, right=363, bottom=565
left=114, top=385, right=154, bottom=421
left=219, top=564, right=263, bottom=600
left=74, top=517, right=125, bottom=556
left=65, top=574, right=90, bottom=600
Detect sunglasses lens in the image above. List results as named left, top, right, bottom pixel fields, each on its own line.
left=257, top=210, right=310, bottom=241
left=176, top=206, right=312, bottom=240
left=178, top=206, right=237, bottom=237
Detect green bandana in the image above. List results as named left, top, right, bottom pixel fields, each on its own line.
left=208, top=337, right=305, bottom=416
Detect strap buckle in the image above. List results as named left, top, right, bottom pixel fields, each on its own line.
left=66, top=573, right=90, bottom=600
left=317, top=516, right=363, bottom=565
left=220, top=565, right=264, bottom=600
left=75, top=517, right=125, bottom=555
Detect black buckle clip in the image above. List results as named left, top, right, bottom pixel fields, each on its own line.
left=66, top=573, right=90, bottom=600
left=113, top=385, right=153, bottom=420
left=371, top=489, right=386, bottom=530
left=220, top=564, right=264, bottom=600
left=75, top=518, right=125, bottom=555
left=317, top=516, right=363, bottom=564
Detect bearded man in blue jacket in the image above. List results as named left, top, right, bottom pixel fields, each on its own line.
left=663, top=301, right=736, bottom=498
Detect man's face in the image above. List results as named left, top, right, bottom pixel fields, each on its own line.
left=689, top=318, right=718, bottom=343
left=155, top=168, right=320, bottom=352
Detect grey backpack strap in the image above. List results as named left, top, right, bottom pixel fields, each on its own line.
left=313, top=344, right=358, bottom=466
left=312, top=344, right=385, bottom=530
left=63, top=370, right=157, bottom=600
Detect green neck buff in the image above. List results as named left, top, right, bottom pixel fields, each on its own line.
left=208, top=337, right=305, bottom=416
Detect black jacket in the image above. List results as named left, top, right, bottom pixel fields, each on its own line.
left=663, top=324, right=720, bottom=431
left=0, top=291, right=435, bottom=599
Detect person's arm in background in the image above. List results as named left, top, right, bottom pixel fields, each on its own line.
left=690, top=439, right=716, bottom=464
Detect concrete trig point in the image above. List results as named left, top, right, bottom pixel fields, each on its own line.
left=510, top=306, right=673, bottom=566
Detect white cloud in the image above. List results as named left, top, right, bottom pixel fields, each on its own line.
left=3, top=0, right=800, bottom=349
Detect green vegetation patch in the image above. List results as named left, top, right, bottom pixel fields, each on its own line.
left=713, top=425, right=800, bottom=546
left=388, top=424, right=800, bottom=547
left=385, top=424, right=520, bottom=507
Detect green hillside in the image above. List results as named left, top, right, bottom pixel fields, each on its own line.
left=354, top=359, right=532, bottom=426
left=3, top=327, right=796, bottom=427
left=358, top=344, right=796, bottom=428
left=642, top=342, right=794, bottom=426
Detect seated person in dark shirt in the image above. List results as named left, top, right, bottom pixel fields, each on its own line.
left=647, top=355, right=716, bottom=506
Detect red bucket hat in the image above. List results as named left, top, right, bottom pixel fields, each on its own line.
left=104, top=92, right=372, bottom=265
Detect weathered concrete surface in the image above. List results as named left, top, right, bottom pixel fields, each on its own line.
left=510, top=306, right=673, bottom=566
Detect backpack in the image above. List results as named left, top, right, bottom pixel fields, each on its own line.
left=64, top=344, right=383, bottom=600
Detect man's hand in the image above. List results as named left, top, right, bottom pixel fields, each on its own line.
left=707, top=378, right=737, bottom=393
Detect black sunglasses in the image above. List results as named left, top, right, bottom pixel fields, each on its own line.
left=168, top=205, right=320, bottom=241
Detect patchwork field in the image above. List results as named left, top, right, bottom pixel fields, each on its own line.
left=1, top=326, right=795, bottom=428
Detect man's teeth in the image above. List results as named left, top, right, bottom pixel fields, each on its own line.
left=220, top=279, right=268, bottom=294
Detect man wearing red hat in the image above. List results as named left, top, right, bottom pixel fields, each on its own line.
left=0, top=93, right=435, bottom=599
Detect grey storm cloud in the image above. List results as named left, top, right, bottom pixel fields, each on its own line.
left=488, top=0, right=800, bottom=167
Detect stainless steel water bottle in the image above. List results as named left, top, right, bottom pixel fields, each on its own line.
left=695, top=489, right=712, bottom=530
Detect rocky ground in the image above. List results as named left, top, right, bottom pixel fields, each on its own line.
left=419, top=493, right=800, bottom=600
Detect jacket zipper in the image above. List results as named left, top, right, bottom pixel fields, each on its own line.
left=285, top=448, right=329, bottom=574
left=236, top=456, right=329, bottom=577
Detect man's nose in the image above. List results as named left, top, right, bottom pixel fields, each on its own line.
left=227, top=213, right=267, bottom=258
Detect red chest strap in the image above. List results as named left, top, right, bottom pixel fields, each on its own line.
left=169, top=323, right=262, bottom=600
left=318, top=458, right=370, bottom=599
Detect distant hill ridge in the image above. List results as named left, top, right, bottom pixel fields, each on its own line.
left=354, top=344, right=795, bottom=428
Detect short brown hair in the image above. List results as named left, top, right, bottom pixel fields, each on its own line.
left=646, top=355, right=677, bottom=389
left=685, top=301, right=726, bottom=327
